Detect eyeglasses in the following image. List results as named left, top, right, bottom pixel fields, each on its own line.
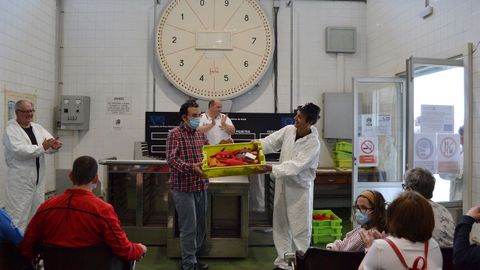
left=17, top=109, right=35, bottom=113
left=352, top=205, right=373, bottom=213
left=401, top=183, right=411, bottom=190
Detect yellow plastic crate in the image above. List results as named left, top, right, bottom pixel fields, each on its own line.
left=202, top=142, right=266, bottom=178
left=333, top=151, right=352, bottom=159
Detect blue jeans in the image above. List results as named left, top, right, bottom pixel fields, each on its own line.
left=172, top=190, right=207, bottom=270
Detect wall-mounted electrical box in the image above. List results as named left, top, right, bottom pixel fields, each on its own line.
left=325, top=26, right=357, bottom=53
left=57, top=95, right=90, bottom=130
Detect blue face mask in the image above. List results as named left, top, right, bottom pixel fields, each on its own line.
left=355, top=210, right=369, bottom=225
left=188, top=117, right=201, bottom=129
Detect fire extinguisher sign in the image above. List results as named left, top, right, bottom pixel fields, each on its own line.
left=358, top=137, right=378, bottom=167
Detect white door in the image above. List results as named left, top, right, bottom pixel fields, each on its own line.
left=352, top=77, right=406, bottom=204
left=406, top=57, right=465, bottom=204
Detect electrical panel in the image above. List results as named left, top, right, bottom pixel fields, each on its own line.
left=57, top=95, right=90, bottom=130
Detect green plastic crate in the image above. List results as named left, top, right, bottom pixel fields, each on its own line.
left=312, top=233, right=342, bottom=244
left=312, top=210, right=342, bottom=227
left=312, top=225, right=342, bottom=235
left=202, top=142, right=266, bottom=178
left=333, top=151, right=352, bottom=159
left=335, top=141, right=352, bottom=153
left=334, top=159, right=352, bottom=168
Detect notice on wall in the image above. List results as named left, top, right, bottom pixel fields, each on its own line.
left=361, top=113, right=391, bottom=136
left=358, top=136, right=378, bottom=167
left=414, top=133, right=436, bottom=172
left=4, top=90, right=37, bottom=124
left=106, top=96, right=132, bottom=115
left=420, top=105, right=454, bottom=133
left=436, top=133, right=461, bottom=174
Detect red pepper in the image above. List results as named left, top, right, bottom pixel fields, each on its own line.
left=210, top=151, right=233, bottom=159
left=217, top=158, right=246, bottom=166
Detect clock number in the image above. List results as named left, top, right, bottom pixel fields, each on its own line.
left=200, top=0, right=205, bottom=6
left=172, top=36, right=177, bottom=43
left=244, top=15, right=249, bottom=21
left=181, top=13, right=184, bottom=20
left=179, top=60, right=184, bottom=66
left=224, top=75, right=229, bottom=81
left=243, top=60, right=249, bottom=67
left=251, top=37, right=257, bottom=44
left=200, top=75, right=204, bottom=81
left=224, top=0, right=229, bottom=6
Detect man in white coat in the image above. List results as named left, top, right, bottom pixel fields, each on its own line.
left=258, top=103, right=321, bottom=270
left=3, top=100, right=62, bottom=230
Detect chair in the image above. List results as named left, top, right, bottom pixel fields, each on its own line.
left=34, top=244, right=135, bottom=270
left=290, top=247, right=365, bottom=270
left=0, top=241, right=34, bottom=270
left=441, top=247, right=455, bottom=270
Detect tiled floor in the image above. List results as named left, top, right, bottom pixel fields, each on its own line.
left=134, top=246, right=278, bottom=270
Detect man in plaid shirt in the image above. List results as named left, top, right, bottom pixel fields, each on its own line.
left=166, top=100, right=209, bottom=270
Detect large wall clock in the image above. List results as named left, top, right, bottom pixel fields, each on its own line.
left=156, top=0, right=274, bottom=100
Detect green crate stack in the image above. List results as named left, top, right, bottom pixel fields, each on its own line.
left=333, top=141, right=353, bottom=169
left=311, top=210, right=343, bottom=245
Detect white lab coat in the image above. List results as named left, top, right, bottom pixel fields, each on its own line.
left=260, top=125, right=320, bottom=269
left=3, top=119, right=57, bottom=230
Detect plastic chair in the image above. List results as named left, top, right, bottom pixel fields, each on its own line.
left=441, top=247, right=455, bottom=270
left=0, top=241, right=34, bottom=270
left=292, top=247, right=365, bottom=270
left=34, top=244, right=135, bottom=270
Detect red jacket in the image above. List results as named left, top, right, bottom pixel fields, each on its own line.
left=20, top=188, right=143, bottom=261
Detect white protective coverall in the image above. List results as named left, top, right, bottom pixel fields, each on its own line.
left=3, top=119, right=57, bottom=230
left=260, top=125, right=320, bottom=269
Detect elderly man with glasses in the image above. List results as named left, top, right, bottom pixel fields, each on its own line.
left=2, top=100, right=62, bottom=230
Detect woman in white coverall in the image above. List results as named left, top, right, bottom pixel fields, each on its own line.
left=258, top=103, right=321, bottom=270
left=3, top=100, right=62, bottom=230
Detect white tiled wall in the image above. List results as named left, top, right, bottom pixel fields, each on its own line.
left=0, top=0, right=57, bottom=206
left=366, top=0, right=480, bottom=205
left=4, top=0, right=477, bottom=207
left=58, top=0, right=367, bottom=174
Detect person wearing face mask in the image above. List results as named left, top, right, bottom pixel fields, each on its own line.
left=166, top=100, right=209, bottom=270
left=326, top=190, right=387, bottom=251
left=20, top=156, right=147, bottom=261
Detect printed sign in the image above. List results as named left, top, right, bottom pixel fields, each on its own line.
left=358, top=136, right=378, bottom=167
left=437, top=133, right=460, bottom=174
left=413, top=133, right=436, bottom=172
left=106, top=96, right=132, bottom=115
left=420, top=105, right=454, bottom=133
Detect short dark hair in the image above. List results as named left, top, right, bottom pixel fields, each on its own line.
left=387, top=191, right=434, bottom=242
left=179, top=100, right=199, bottom=117
left=458, top=125, right=464, bottom=135
left=298, top=103, right=321, bottom=125
left=356, top=190, right=387, bottom=232
left=208, top=100, right=216, bottom=108
left=71, top=156, right=98, bottom=185
left=404, top=167, right=435, bottom=199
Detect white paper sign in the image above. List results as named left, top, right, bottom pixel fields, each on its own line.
left=436, top=133, right=460, bottom=174
left=420, top=105, right=454, bottom=133
left=106, top=96, right=132, bottom=115
left=414, top=133, right=436, bottom=172
left=377, top=113, right=392, bottom=135
left=361, top=114, right=376, bottom=136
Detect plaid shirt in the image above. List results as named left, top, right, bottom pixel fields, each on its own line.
left=166, top=123, right=208, bottom=192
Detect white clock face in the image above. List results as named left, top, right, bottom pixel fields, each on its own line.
left=156, top=0, right=274, bottom=100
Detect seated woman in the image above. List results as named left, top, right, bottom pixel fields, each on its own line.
left=359, top=191, right=443, bottom=270
left=404, top=167, right=455, bottom=247
left=326, top=190, right=386, bottom=251
left=453, top=206, right=480, bottom=269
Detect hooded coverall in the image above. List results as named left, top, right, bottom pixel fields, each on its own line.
left=260, top=125, right=320, bottom=269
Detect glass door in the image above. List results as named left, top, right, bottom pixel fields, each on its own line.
left=352, top=78, right=405, bottom=204
left=406, top=57, right=465, bottom=203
